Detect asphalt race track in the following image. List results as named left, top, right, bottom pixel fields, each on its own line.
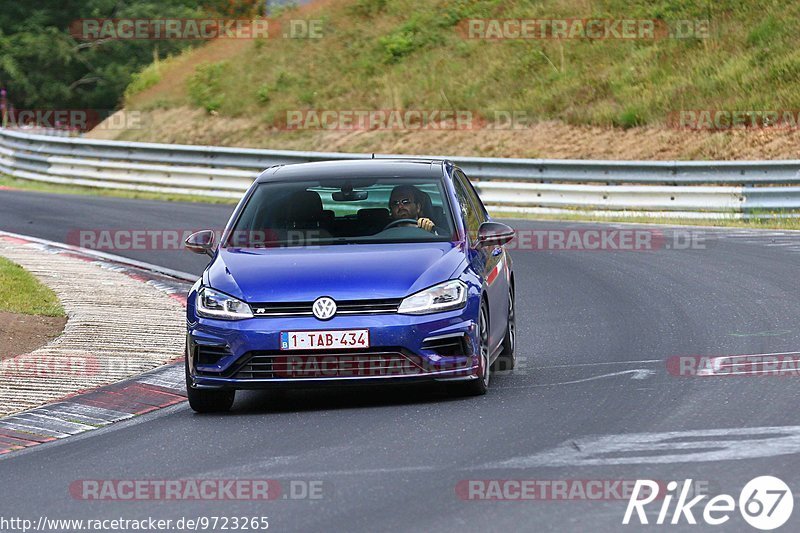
left=1, top=189, right=799, bottom=532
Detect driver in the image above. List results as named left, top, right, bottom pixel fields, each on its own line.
left=388, top=185, right=435, bottom=232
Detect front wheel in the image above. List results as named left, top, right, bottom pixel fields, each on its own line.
left=185, top=356, right=235, bottom=413
left=492, top=288, right=516, bottom=373
left=458, top=301, right=490, bottom=396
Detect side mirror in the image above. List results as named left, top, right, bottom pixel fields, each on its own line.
left=477, top=222, right=515, bottom=248
left=185, top=230, right=216, bottom=257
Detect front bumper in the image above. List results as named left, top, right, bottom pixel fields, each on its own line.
left=186, top=302, right=480, bottom=390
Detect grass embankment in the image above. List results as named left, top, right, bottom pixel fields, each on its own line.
left=94, top=0, right=800, bottom=160
left=0, top=256, right=65, bottom=317
left=126, top=0, right=796, bottom=128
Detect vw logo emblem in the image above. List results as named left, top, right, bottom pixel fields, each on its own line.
left=312, top=297, right=337, bottom=320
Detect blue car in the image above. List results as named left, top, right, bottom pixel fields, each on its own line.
left=184, top=159, right=516, bottom=412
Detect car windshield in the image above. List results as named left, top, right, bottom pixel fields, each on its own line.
left=226, top=177, right=455, bottom=248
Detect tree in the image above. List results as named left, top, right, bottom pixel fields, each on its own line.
left=0, top=1, right=254, bottom=117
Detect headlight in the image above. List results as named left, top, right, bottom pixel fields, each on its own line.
left=398, top=280, right=468, bottom=315
left=196, top=287, right=253, bottom=320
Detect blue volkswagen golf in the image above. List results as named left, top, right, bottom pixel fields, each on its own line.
left=184, top=159, right=515, bottom=412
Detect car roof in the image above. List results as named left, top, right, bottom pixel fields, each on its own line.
left=256, top=159, right=451, bottom=183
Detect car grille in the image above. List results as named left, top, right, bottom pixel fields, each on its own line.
left=250, top=298, right=401, bottom=317
left=232, top=350, right=426, bottom=379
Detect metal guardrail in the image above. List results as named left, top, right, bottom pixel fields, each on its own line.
left=1, top=127, right=799, bottom=218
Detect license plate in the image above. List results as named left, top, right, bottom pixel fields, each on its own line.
left=280, top=329, right=370, bottom=351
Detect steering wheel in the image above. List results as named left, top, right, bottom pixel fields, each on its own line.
left=383, top=218, right=420, bottom=231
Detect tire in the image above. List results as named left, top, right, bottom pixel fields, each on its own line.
left=459, top=301, right=490, bottom=396
left=492, top=287, right=516, bottom=373
left=185, top=354, right=235, bottom=413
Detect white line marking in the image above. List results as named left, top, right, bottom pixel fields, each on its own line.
left=506, top=369, right=656, bottom=388
left=710, top=370, right=799, bottom=376
left=706, top=351, right=800, bottom=359
left=0, top=420, right=70, bottom=439
left=486, top=426, right=800, bottom=467
left=34, top=408, right=111, bottom=426
left=8, top=413, right=95, bottom=433
left=265, top=466, right=439, bottom=477
left=537, top=360, right=661, bottom=369
left=38, top=402, right=133, bottom=422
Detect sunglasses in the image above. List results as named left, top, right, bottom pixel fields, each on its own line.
left=390, top=198, right=414, bottom=207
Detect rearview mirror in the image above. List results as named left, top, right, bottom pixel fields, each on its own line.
left=332, top=190, right=368, bottom=201
left=477, top=222, right=515, bottom=248
left=185, top=230, right=216, bottom=257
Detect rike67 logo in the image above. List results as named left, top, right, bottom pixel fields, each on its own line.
left=623, top=476, right=793, bottom=530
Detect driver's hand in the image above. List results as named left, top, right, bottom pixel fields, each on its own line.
left=417, top=218, right=435, bottom=232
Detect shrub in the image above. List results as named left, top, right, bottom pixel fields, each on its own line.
left=187, top=62, right=227, bottom=113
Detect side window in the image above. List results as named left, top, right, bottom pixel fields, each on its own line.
left=456, top=170, right=488, bottom=220
left=453, top=172, right=481, bottom=243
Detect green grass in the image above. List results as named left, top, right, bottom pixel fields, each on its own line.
left=0, top=257, right=65, bottom=317
left=492, top=210, right=800, bottom=230
left=124, top=61, right=164, bottom=101
left=0, top=174, right=238, bottom=205
left=124, top=0, right=800, bottom=130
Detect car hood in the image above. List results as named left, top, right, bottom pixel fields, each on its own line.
left=206, top=242, right=466, bottom=302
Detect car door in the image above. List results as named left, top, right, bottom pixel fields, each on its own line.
left=453, top=169, right=509, bottom=353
